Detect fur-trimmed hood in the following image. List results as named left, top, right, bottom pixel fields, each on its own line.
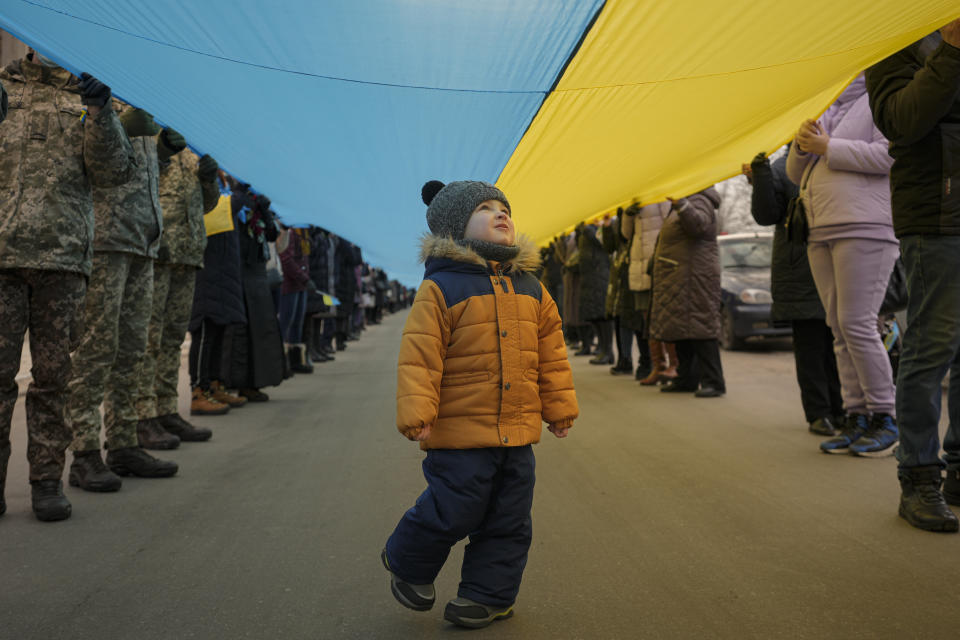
left=418, top=233, right=541, bottom=275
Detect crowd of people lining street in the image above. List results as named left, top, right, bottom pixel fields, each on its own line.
left=537, top=23, right=960, bottom=535
left=2, top=22, right=960, bottom=539
left=0, top=49, right=412, bottom=522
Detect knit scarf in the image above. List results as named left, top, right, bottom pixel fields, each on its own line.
left=463, top=239, right=521, bottom=264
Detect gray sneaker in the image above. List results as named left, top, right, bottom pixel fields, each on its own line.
left=381, top=549, right=435, bottom=611
left=444, top=597, right=514, bottom=629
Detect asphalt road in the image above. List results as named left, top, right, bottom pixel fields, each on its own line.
left=1, top=310, right=958, bottom=639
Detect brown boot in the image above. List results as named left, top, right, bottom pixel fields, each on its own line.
left=210, top=380, right=248, bottom=408
left=190, top=387, right=230, bottom=416
left=639, top=340, right=665, bottom=386
left=661, top=342, right=679, bottom=381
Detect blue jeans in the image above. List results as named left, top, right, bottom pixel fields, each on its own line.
left=895, top=235, right=960, bottom=468
left=278, top=290, right=307, bottom=343
left=385, top=446, right=535, bottom=608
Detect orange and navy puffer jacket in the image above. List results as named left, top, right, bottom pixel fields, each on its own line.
left=397, top=234, right=579, bottom=450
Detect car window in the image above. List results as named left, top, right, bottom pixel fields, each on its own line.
left=720, top=238, right=772, bottom=269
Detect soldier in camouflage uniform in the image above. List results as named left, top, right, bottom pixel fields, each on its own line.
left=1, top=78, right=7, bottom=122
left=135, top=146, right=222, bottom=439
left=0, top=54, right=135, bottom=521
left=66, top=104, right=182, bottom=492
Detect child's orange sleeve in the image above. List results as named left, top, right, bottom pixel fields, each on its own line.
left=396, top=279, right=450, bottom=439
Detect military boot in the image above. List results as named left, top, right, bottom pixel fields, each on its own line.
left=943, top=464, right=960, bottom=507
left=69, top=449, right=122, bottom=492
left=0, top=475, right=5, bottom=517
left=31, top=480, right=72, bottom=522
left=106, top=447, right=178, bottom=478
left=898, top=465, right=959, bottom=533
left=210, top=381, right=247, bottom=408
left=156, top=412, right=212, bottom=442
left=137, top=418, right=181, bottom=450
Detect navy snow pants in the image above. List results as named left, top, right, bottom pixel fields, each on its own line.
left=385, top=445, right=535, bottom=608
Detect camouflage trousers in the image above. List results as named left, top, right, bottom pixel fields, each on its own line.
left=136, top=263, right=196, bottom=420
left=68, top=252, right=154, bottom=452
left=0, top=269, right=86, bottom=484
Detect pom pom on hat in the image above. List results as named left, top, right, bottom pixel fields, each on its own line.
left=422, top=180, right=445, bottom=206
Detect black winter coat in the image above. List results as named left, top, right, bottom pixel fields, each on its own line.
left=577, top=224, right=610, bottom=322
left=650, top=188, right=722, bottom=342
left=750, top=153, right=824, bottom=322
left=190, top=191, right=245, bottom=330
left=335, top=238, right=362, bottom=316
left=867, top=33, right=960, bottom=237
left=306, top=227, right=336, bottom=314
left=222, top=187, right=284, bottom=389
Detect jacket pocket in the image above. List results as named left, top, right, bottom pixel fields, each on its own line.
left=941, top=124, right=960, bottom=220
left=439, top=371, right=489, bottom=388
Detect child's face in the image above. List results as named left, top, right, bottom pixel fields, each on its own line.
left=463, top=200, right=515, bottom=246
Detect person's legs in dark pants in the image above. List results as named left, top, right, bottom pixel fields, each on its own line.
left=590, top=319, right=614, bottom=364
left=895, top=235, right=960, bottom=531
left=189, top=319, right=224, bottom=391
left=792, top=318, right=843, bottom=425
left=636, top=330, right=651, bottom=376
left=574, top=324, right=594, bottom=355
left=692, top=339, right=725, bottom=394
left=896, top=235, right=960, bottom=468
left=385, top=447, right=534, bottom=608
left=385, top=449, right=499, bottom=586
left=667, top=340, right=700, bottom=391
left=615, top=321, right=634, bottom=372
left=459, top=446, right=535, bottom=608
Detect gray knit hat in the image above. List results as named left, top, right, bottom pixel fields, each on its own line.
left=421, top=180, right=510, bottom=240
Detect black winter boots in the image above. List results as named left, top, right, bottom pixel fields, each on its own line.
left=944, top=464, right=960, bottom=507
left=70, top=450, right=122, bottom=492
left=157, top=412, right=213, bottom=442
left=31, top=480, right=71, bottom=522
left=287, top=345, right=314, bottom=374
left=898, top=465, right=959, bottom=533
left=106, top=447, right=179, bottom=479
left=137, top=418, right=181, bottom=450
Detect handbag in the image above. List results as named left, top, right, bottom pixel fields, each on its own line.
left=784, top=195, right=809, bottom=245
left=880, top=257, right=908, bottom=315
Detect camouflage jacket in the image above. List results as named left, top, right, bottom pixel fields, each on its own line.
left=91, top=101, right=163, bottom=257
left=157, top=148, right=219, bottom=267
left=0, top=59, right=136, bottom=276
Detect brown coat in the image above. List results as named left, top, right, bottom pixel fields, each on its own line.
left=650, top=188, right=723, bottom=342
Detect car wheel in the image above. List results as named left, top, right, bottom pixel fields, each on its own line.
left=720, top=306, right=745, bottom=351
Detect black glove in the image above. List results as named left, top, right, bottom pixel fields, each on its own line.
left=119, top=108, right=160, bottom=137
left=750, top=151, right=769, bottom=171
left=197, top=154, right=219, bottom=182
left=78, top=72, right=111, bottom=108
left=157, top=127, right=186, bottom=162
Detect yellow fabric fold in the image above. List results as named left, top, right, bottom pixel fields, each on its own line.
left=497, top=0, right=960, bottom=244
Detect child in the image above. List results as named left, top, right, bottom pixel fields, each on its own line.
left=382, top=180, right=579, bottom=629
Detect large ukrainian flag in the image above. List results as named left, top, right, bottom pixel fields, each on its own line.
left=1, top=1, right=957, bottom=281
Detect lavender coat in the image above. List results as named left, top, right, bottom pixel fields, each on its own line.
left=786, top=75, right=895, bottom=240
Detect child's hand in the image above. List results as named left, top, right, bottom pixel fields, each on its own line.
left=412, top=423, right=432, bottom=442
left=548, top=424, right=570, bottom=438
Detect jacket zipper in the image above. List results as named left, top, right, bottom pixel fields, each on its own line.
left=495, top=266, right=508, bottom=293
